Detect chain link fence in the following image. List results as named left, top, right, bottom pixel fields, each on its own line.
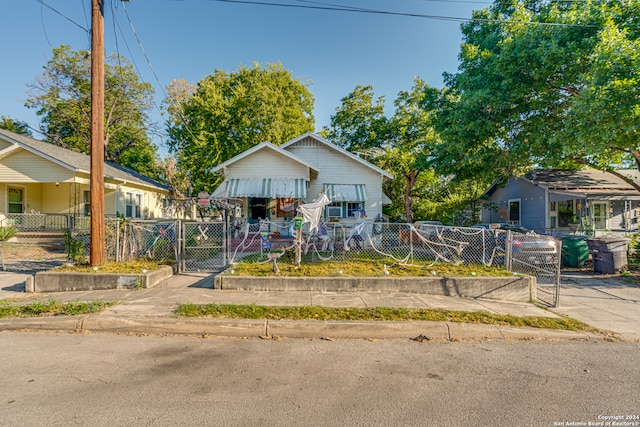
left=1, top=213, right=560, bottom=305
left=65, top=217, right=121, bottom=263
left=65, top=218, right=180, bottom=264
left=181, top=221, right=227, bottom=272
left=0, top=212, right=70, bottom=232
left=229, top=221, right=561, bottom=306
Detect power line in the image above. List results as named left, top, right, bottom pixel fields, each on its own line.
left=119, top=0, right=200, bottom=148
left=120, top=1, right=168, bottom=99
left=205, top=0, right=598, bottom=27
left=34, top=0, right=90, bottom=33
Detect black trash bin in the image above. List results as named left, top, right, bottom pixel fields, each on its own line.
left=586, top=237, right=630, bottom=274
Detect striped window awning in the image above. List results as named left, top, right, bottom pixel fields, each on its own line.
left=324, top=184, right=367, bottom=202
left=223, top=178, right=307, bottom=198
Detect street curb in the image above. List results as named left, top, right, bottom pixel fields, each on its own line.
left=0, top=315, right=606, bottom=341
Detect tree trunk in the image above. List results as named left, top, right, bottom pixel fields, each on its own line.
left=403, top=170, right=417, bottom=223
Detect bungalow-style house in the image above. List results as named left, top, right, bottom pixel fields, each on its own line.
left=481, top=169, right=640, bottom=235
left=0, top=128, right=170, bottom=232
left=211, top=132, right=393, bottom=228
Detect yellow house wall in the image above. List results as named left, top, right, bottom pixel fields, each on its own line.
left=114, top=183, right=166, bottom=219
left=0, top=149, right=73, bottom=183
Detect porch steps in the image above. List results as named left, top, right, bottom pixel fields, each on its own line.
left=10, top=231, right=66, bottom=245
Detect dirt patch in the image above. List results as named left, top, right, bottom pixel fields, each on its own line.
left=0, top=243, right=66, bottom=261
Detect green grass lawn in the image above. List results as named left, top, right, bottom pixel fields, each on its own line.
left=175, top=303, right=598, bottom=332
left=0, top=300, right=118, bottom=318
left=227, top=256, right=515, bottom=277
left=52, top=260, right=164, bottom=273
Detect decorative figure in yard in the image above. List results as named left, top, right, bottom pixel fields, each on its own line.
left=347, top=210, right=367, bottom=250
left=259, top=218, right=271, bottom=250
left=267, top=245, right=287, bottom=274
left=317, top=220, right=331, bottom=251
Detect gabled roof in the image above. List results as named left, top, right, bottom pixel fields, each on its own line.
left=281, top=132, right=393, bottom=179
left=486, top=169, right=640, bottom=200
left=211, top=140, right=319, bottom=175
left=524, top=169, right=634, bottom=191
left=0, top=128, right=169, bottom=191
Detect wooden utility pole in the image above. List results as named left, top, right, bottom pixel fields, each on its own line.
left=90, top=0, right=105, bottom=266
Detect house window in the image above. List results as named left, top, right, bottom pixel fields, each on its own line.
left=549, top=202, right=557, bottom=212
left=557, top=200, right=574, bottom=227
left=7, top=187, right=24, bottom=214
left=126, top=192, right=142, bottom=218
left=508, top=199, right=520, bottom=225
left=83, top=191, right=91, bottom=216
left=325, top=202, right=364, bottom=219
left=347, top=202, right=364, bottom=218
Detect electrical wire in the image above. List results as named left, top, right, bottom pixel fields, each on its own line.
left=205, top=0, right=598, bottom=27
left=34, top=0, right=90, bottom=33
left=119, top=0, right=201, bottom=148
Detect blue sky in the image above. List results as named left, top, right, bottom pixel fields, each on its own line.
left=2, top=0, right=486, bottom=155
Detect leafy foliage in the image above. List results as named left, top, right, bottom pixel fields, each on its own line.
left=432, top=0, right=640, bottom=183
left=321, top=85, right=388, bottom=152
left=322, top=81, right=479, bottom=223
left=0, top=226, right=18, bottom=241
left=0, top=116, right=32, bottom=136
left=165, top=62, right=315, bottom=193
left=26, top=45, right=160, bottom=178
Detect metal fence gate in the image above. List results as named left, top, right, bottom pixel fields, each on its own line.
left=180, top=221, right=227, bottom=272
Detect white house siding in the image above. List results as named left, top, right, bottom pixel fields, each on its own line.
left=0, top=149, right=72, bottom=183
left=227, top=149, right=310, bottom=180
left=285, top=137, right=386, bottom=220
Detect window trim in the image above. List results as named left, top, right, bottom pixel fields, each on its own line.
left=125, top=191, right=143, bottom=218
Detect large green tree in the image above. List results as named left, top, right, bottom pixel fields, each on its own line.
left=322, top=81, right=445, bottom=223
left=321, top=85, right=388, bottom=153
left=165, top=62, right=315, bottom=192
left=0, top=116, right=32, bottom=136
left=26, top=45, right=159, bottom=178
left=433, top=0, right=640, bottom=183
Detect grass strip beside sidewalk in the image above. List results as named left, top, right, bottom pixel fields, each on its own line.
left=175, top=304, right=596, bottom=332
left=0, top=300, right=118, bottom=318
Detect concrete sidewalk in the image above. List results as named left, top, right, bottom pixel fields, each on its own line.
left=553, top=272, right=640, bottom=341
left=1, top=264, right=638, bottom=341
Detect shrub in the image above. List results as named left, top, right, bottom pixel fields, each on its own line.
left=0, top=226, right=18, bottom=241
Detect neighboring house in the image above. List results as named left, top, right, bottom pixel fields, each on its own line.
left=482, top=169, right=640, bottom=235
left=0, top=128, right=170, bottom=231
left=211, top=132, right=393, bottom=226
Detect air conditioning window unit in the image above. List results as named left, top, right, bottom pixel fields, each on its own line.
left=327, top=206, right=342, bottom=218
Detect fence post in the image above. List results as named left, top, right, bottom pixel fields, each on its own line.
left=554, top=239, right=562, bottom=308
left=178, top=220, right=184, bottom=273
left=115, top=218, right=120, bottom=263
left=505, top=230, right=513, bottom=271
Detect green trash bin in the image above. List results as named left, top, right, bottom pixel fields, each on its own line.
left=561, top=235, right=590, bottom=267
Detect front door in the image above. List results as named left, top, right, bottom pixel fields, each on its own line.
left=249, top=197, right=269, bottom=221
left=592, top=202, right=608, bottom=230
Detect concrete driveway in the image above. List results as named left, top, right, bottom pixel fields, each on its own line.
left=553, top=272, right=640, bottom=340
